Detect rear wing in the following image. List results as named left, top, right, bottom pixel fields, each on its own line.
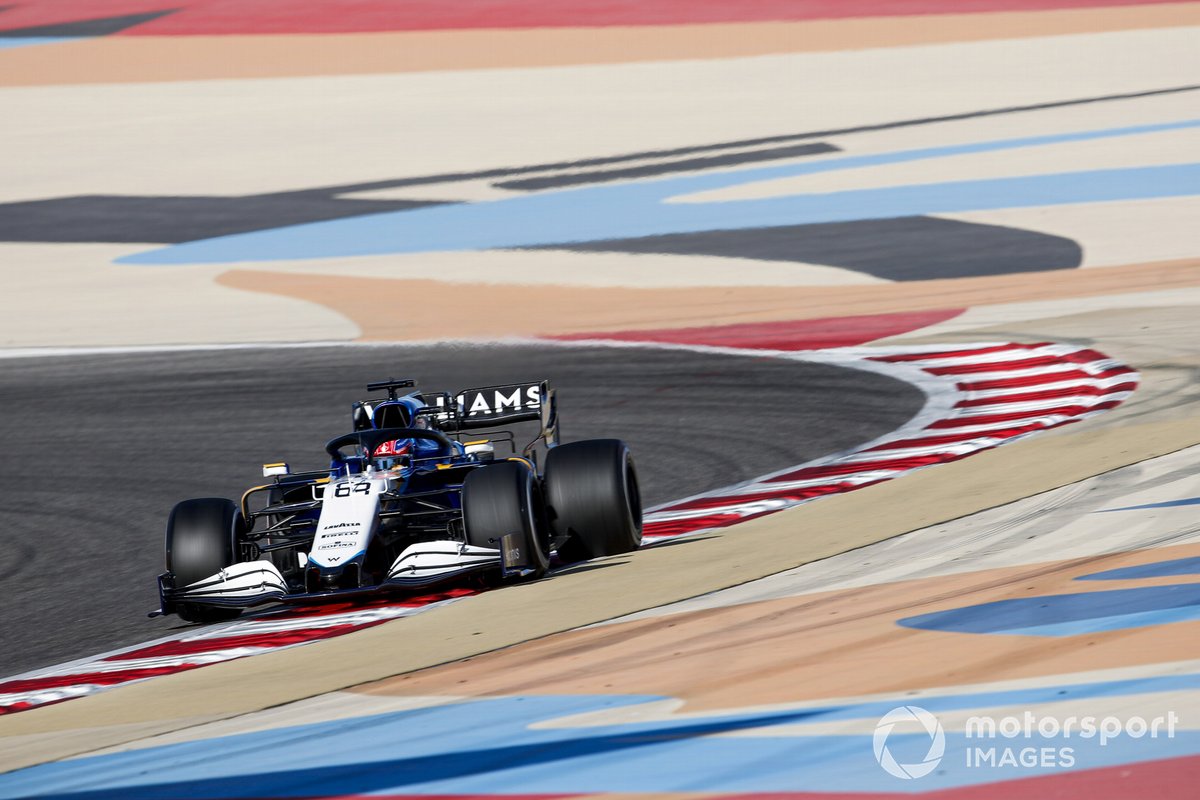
left=422, top=380, right=559, bottom=446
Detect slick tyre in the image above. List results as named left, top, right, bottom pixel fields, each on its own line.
left=544, top=439, right=642, bottom=565
left=165, top=497, right=245, bottom=623
left=462, top=461, right=549, bottom=580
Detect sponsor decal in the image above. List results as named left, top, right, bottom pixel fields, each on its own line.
left=500, top=531, right=527, bottom=570
left=464, top=385, right=539, bottom=416
left=319, top=529, right=360, bottom=539
left=431, top=383, right=543, bottom=420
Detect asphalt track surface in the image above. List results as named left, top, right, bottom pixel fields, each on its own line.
left=0, top=343, right=923, bottom=677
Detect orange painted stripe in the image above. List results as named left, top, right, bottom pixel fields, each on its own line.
left=3, top=3, right=1199, bottom=86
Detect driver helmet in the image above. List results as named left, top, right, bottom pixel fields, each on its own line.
left=371, top=438, right=413, bottom=471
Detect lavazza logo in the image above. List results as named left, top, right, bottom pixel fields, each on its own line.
left=872, top=705, right=1179, bottom=779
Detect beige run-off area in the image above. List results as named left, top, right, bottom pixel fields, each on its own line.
left=2, top=4, right=1199, bottom=791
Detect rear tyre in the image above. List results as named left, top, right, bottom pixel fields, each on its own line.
left=462, top=461, right=549, bottom=580
left=165, top=497, right=245, bottom=623
left=544, top=439, right=642, bottom=565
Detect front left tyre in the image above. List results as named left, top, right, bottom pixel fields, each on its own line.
left=165, top=497, right=245, bottom=623
left=462, top=461, right=549, bottom=580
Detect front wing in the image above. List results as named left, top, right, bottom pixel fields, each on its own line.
left=158, top=540, right=503, bottom=613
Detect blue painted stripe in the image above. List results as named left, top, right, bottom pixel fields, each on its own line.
left=899, top=584, right=1200, bottom=637
left=999, top=605, right=1200, bottom=636
left=644, top=118, right=1200, bottom=194
left=0, top=37, right=76, bottom=49
left=3, top=674, right=1199, bottom=797
left=1099, top=496, right=1200, bottom=512
left=1078, top=556, right=1200, bottom=581
left=119, top=163, right=1200, bottom=265
left=117, top=118, right=1200, bottom=265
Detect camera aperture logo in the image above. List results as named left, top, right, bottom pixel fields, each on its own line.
left=873, top=705, right=946, bottom=779
left=873, top=706, right=1179, bottom=779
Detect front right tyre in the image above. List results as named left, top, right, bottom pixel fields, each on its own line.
left=544, top=438, right=642, bottom=565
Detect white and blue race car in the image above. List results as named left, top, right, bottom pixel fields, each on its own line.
left=156, top=378, right=642, bottom=622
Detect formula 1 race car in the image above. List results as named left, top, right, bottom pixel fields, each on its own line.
left=155, top=378, right=642, bottom=622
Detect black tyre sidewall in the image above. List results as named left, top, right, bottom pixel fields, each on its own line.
left=165, top=497, right=244, bottom=623
left=462, top=461, right=549, bottom=578
left=544, top=439, right=642, bottom=562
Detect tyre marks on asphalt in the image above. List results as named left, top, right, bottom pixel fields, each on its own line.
left=0, top=340, right=1137, bottom=716
left=544, top=216, right=1084, bottom=280
left=0, top=342, right=921, bottom=678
